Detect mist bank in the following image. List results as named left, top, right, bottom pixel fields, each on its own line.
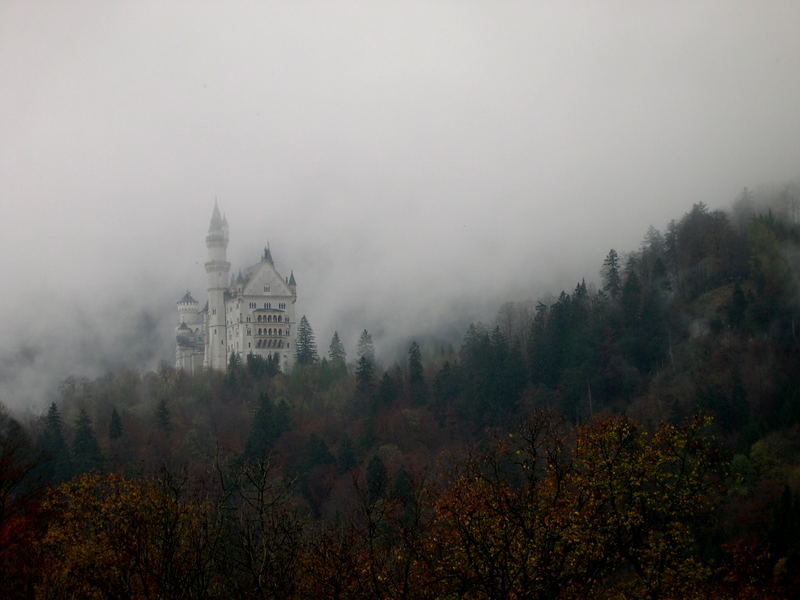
left=1, top=181, right=796, bottom=415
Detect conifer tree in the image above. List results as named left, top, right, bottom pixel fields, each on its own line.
left=108, top=407, right=123, bottom=440
left=602, top=249, right=622, bottom=299
left=38, top=402, right=71, bottom=481
left=357, top=329, right=375, bottom=365
left=244, top=392, right=290, bottom=460
left=73, top=408, right=103, bottom=473
left=295, top=315, right=318, bottom=365
left=407, top=340, right=427, bottom=405
left=156, top=398, right=172, bottom=434
left=328, top=331, right=346, bottom=365
left=378, top=371, right=399, bottom=407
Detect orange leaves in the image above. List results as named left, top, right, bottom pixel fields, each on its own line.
left=36, top=472, right=212, bottom=600
left=421, top=413, right=724, bottom=599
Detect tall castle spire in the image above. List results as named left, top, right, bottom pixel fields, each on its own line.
left=205, top=202, right=230, bottom=370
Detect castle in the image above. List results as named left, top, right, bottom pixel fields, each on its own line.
left=175, top=204, right=298, bottom=374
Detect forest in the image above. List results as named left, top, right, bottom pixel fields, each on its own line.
left=3, top=191, right=800, bottom=599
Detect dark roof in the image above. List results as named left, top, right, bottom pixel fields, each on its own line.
left=178, top=291, right=197, bottom=304
left=289, top=270, right=296, bottom=286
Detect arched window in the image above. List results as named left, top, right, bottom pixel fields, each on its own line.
left=278, top=329, right=282, bottom=336
left=257, top=315, right=261, bottom=322
left=268, top=315, right=272, bottom=322
left=268, top=328, right=273, bottom=335
left=278, top=316, right=282, bottom=322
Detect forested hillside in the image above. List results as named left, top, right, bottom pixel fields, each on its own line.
left=3, top=195, right=800, bottom=598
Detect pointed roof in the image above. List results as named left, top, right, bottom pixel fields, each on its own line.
left=178, top=291, right=197, bottom=304
left=263, top=244, right=273, bottom=264
left=208, top=201, right=223, bottom=233
left=289, top=270, right=296, bottom=286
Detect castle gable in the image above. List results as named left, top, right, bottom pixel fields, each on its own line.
left=242, top=261, right=292, bottom=297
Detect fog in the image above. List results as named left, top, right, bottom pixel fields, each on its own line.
left=2, top=1, right=800, bottom=412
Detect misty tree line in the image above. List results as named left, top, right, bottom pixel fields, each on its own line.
left=4, top=194, right=800, bottom=596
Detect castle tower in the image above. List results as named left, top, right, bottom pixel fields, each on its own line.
left=204, top=202, right=230, bottom=370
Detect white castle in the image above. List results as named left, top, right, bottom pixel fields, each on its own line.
left=175, top=203, right=298, bottom=374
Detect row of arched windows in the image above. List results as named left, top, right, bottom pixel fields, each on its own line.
left=257, top=314, right=283, bottom=323
left=257, top=328, right=283, bottom=336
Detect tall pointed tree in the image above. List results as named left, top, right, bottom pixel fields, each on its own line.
left=328, top=331, right=346, bottom=365
left=108, top=407, right=123, bottom=440
left=357, top=329, right=375, bottom=365
left=602, top=249, right=622, bottom=299
left=38, top=402, right=71, bottom=481
left=73, top=409, right=103, bottom=473
left=295, top=315, right=318, bottom=366
left=407, top=340, right=427, bottom=405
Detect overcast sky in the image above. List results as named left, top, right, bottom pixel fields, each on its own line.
left=2, top=1, right=799, bottom=411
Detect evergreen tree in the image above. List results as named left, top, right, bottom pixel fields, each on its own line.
left=326, top=331, right=347, bottom=382
left=295, top=315, right=318, bottom=365
left=378, top=371, right=399, bottom=407
left=156, top=398, right=172, bottom=434
left=407, top=340, right=427, bottom=405
left=108, top=407, right=123, bottom=440
left=73, top=409, right=103, bottom=473
left=38, top=402, right=71, bottom=481
left=366, top=455, right=387, bottom=504
left=244, top=392, right=290, bottom=460
left=357, top=329, right=375, bottom=365
left=328, top=331, right=346, bottom=365
left=302, top=434, right=336, bottom=471
left=355, top=355, right=375, bottom=405
left=602, top=249, right=622, bottom=299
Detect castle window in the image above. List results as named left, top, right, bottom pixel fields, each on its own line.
left=267, top=303, right=272, bottom=309
left=264, top=285, right=270, bottom=292
left=264, top=303, right=267, bottom=309
left=267, top=315, right=271, bottom=322
left=257, top=315, right=261, bottom=322
left=268, top=328, right=273, bottom=335
left=248, top=342, right=251, bottom=348
left=279, top=329, right=282, bottom=335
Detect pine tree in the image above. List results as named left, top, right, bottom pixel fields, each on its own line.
left=355, top=355, right=375, bottom=403
left=602, top=249, right=622, bottom=299
left=156, top=398, right=172, bottom=434
left=408, top=340, right=427, bottom=405
left=295, top=315, right=318, bottom=365
left=328, top=331, right=346, bottom=364
left=244, top=392, right=290, bottom=460
left=357, top=329, right=375, bottom=364
left=38, top=402, right=71, bottom=481
left=73, top=408, right=103, bottom=473
left=108, top=407, right=123, bottom=440
left=378, top=371, right=399, bottom=407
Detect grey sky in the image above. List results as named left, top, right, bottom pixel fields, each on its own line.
left=1, top=1, right=799, bottom=410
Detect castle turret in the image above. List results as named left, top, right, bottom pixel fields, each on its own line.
left=176, top=291, right=202, bottom=372
left=205, top=202, right=230, bottom=370
left=288, top=270, right=297, bottom=296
